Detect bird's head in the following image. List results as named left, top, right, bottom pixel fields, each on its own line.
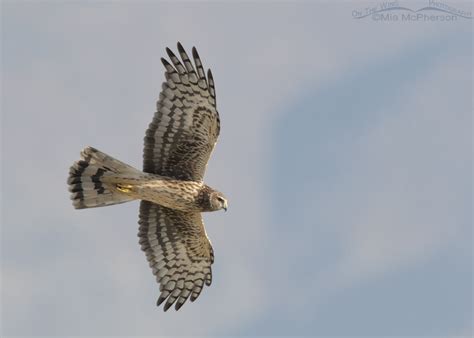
left=210, top=191, right=228, bottom=212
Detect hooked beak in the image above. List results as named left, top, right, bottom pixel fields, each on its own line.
left=223, top=201, right=228, bottom=212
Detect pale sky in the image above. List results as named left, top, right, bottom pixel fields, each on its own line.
left=2, top=1, right=472, bottom=337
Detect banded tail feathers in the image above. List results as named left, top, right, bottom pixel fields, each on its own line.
left=68, top=146, right=142, bottom=209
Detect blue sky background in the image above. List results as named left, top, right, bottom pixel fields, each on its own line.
left=2, top=1, right=472, bottom=337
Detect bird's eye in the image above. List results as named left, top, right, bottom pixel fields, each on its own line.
left=217, top=196, right=224, bottom=202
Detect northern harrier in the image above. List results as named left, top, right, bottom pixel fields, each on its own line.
left=67, top=42, right=227, bottom=311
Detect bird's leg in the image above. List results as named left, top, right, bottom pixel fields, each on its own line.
left=116, top=183, right=133, bottom=193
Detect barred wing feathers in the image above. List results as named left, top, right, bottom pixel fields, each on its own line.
left=138, top=201, right=214, bottom=311
left=143, top=42, right=220, bottom=182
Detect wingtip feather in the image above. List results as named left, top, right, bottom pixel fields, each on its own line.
left=157, top=294, right=167, bottom=307
left=160, top=57, right=169, bottom=67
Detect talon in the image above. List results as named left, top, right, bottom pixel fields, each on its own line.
left=116, top=184, right=133, bottom=193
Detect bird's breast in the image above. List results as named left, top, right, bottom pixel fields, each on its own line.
left=137, top=178, right=203, bottom=212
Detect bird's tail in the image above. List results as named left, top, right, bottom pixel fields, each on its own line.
left=68, top=146, right=143, bottom=209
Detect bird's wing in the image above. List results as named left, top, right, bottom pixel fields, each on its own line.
left=138, top=201, right=214, bottom=311
left=143, top=42, right=220, bottom=182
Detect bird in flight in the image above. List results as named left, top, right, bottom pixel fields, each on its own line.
left=67, top=42, right=227, bottom=311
